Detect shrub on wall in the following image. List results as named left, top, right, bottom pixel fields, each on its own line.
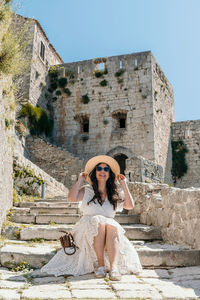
left=63, top=88, right=71, bottom=96
left=100, top=79, right=108, bottom=87
left=94, top=68, right=108, bottom=78
left=171, top=140, right=189, bottom=183
left=58, top=77, right=67, bottom=88
left=115, top=69, right=125, bottom=77
left=18, top=103, right=53, bottom=136
left=81, top=94, right=90, bottom=104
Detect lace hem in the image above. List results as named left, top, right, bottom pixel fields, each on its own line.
left=41, top=215, right=142, bottom=276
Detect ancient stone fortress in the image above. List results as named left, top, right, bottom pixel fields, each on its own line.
left=12, top=13, right=199, bottom=189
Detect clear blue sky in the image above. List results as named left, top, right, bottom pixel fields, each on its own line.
left=13, top=0, right=200, bottom=122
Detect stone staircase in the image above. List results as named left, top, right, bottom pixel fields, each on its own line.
left=25, top=137, right=85, bottom=188
left=1, top=196, right=200, bottom=271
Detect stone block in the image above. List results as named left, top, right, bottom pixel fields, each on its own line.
left=11, top=214, right=35, bottom=224
left=21, top=284, right=72, bottom=299
left=36, top=214, right=80, bottom=224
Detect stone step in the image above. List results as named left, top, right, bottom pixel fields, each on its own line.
left=11, top=213, right=140, bottom=225
left=14, top=202, right=80, bottom=208
left=0, top=240, right=199, bottom=269
left=2, top=224, right=162, bottom=241
left=30, top=207, right=79, bottom=215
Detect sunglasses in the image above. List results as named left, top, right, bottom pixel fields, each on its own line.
left=96, top=166, right=110, bottom=172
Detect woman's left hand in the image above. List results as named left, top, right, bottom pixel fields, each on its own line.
left=118, top=174, right=126, bottom=182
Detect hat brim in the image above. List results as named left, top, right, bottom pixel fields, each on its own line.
left=84, top=155, right=120, bottom=185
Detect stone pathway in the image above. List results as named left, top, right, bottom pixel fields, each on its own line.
left=0, top=266, right=200, bottom=299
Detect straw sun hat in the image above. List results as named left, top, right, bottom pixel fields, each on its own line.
left=84, top=155, right=120, bottom=185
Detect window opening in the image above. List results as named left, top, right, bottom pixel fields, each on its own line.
left=40, top=41, right=45, bottom=61
left=134, top=59, right=138, bottom=67
left=120, top=61, right=123, bottom=69
left=119, top=118, right=126, bottom=128
left=82, top=118, right=89, bottom=133
left=99, top=63, right=105, bottom=71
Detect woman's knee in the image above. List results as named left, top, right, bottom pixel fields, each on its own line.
left=105, top=224, right=118, bottom=237
left=97, top=222, right=106, bottom=234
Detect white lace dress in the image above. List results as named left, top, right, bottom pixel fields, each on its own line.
left=41, top=185, right=142, bottom=276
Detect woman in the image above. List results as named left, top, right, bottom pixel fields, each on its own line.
left=41, top=155, right=142, bottom=280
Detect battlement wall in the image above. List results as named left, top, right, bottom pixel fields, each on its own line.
left=172, top=119, right=200, bottom=188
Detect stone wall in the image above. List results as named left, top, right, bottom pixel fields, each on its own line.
left=25, top=137, right=85, bottom=188
left=128, top=182, right=200, bottom=249
left=12, top=14, right=63, bottom=108
left=0, top=76, right=14, bottom=230
left=13, top=153, right=68, bottom=197
left=151, top=56, right=175, bottom=183
left=172, top=120, right=200, bottom=188
left=125, top=156, right=163, bottom=183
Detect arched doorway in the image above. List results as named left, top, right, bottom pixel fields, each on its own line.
left=114, top=154, right=128, bottom=175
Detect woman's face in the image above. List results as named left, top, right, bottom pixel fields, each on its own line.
left=95, top=163, right=110, bottom=183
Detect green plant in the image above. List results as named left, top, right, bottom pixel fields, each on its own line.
left=0, top=12, right=31, bottom=76
left=18, top=103, right=53, bottom=136
left=58, top=77, right=67, bottom=88
left=171, top=140, right=189, bottom=183
left=63, top=88, right=71, bottom=96
left=48, top=66, right=59, bottom=80
left=81, top=94, right=90, bottom=104
left=100, top=79, right=108, bottom=87
left=5, top=118, right=10, bottom=129
left=103, top=119, right=109, bottom=125
left=115, top=69, right=125, bottom=77
left=52, top=97, right=57, bottom=102
left=55, top=90, right=62, bottom=96
left=11, top=261, right=32, bottom=272
left=94, top=68, right=107, bottom=78
left=50, top=82, right=58, bottom=91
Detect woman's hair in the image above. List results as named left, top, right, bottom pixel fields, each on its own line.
left=87, top=163, right=120, bottom=210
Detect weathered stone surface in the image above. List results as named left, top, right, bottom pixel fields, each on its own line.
left=135, top=242, right=200, bottom=267
left=115, top=283, right=162, bottom=299
left=21, top=284, right=72, bottom=299
left=128, top=182, right=200, bottom=249
left=36, top=214, right=80, bottom=224
left=32, top=276, right=66, bottom=284
left=0, top=280, right=27, bottom=289
left=30, top=206, right=78, bottom=214
left=13, top=153, right=69, bottom=197
left=0, top=244, right=56, bottom=268
left=20, top=225, right=73, bottom=240
left=0, top=289, right=20, bottom=300
left=115, top=214, right=140, bottom=224
left=11, top=214, right=36, bottom=223
left=17, top=223, right=161, bottom=241
left=124, top=224, right=162, bottom=240
left=71, top=289, right=116, bottom=298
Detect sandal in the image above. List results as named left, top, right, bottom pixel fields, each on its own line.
left=109, top=267, right=121, bottom=281
left=94, top=266, right=106, bottom=278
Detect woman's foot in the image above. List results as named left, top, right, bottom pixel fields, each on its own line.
left=109, top=267, right=121, bottom=281
left=94, top=266, right=106, bottom=278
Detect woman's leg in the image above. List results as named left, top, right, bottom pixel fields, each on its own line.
left=93, top=223, right=106, bottom=267
left=105, top=224, right=119, bottom=270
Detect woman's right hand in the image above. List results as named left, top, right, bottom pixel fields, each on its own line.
left=78, top=172, right=87, bottom=183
